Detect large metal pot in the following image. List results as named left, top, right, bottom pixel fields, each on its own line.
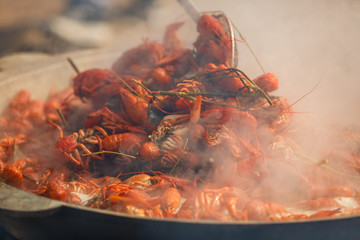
left=0, top=51, right=360, bottom=240
left=1, top=179, right=360, bottom=240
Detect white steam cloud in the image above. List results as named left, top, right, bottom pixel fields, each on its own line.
left=136, top=0, right=360, bottom=205
left=145, top=0, right=360, bottom=121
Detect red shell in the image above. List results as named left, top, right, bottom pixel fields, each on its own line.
left=55, top=134, right=78, bottom=153
left=73, top=69, right=119, bottom=98
left=139, top=142, right=162, bottom=162
left=0, top=160, right=4, bottom=178
left=102, top=133, right=146, bottom=152
left=45, top=181, right=67, bottom=201
left=3, top=165, right=23, bottom=187
left=253, top=73, right=279, bottom=92
left=151, top=67, right=171, bottom=89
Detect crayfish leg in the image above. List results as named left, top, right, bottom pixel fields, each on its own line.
left=190, top=96, right=202, bottom=125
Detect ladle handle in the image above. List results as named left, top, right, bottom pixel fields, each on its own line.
left=176, top=0, right=201, bottom=22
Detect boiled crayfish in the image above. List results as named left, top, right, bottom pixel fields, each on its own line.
left=1, top=13, right=360, bottom=222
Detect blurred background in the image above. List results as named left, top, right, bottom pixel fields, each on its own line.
left=0, top=0, right=155, bottom=55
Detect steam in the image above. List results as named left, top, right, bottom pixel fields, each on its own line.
left=141, top=0, right=360, bottom=205
left=2, top=0, right=360, bottom=219
left=146, top=0, right=360, bottom=116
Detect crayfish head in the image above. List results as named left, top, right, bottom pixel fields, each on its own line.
left=54, top=134, right=78, bottom=158
left=73, top=69, right=118, bottom=99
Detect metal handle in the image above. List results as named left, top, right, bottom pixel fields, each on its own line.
left=176, top=0, right=201, bottom=22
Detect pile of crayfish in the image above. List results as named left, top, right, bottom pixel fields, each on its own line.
left=1, top=14, right=360, bottom=221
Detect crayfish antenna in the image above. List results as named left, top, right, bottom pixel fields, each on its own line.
left=47, top=119, right=64, bottom=138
